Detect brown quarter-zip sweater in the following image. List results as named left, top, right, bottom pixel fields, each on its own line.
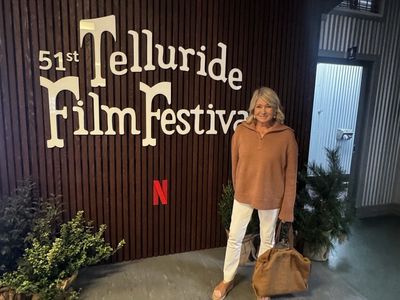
left=231, top=122, right=298, bottom=222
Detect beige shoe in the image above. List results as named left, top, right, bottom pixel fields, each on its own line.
left=212, top=280, right=234, bottom=300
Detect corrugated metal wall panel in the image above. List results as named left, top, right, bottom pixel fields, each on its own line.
left=320, top=12, right=383, bottom=55
left=363, top=0, right=400, bottom=207
left=319, top=0, right=400, bottom=208
left=0, top=0, right=323, bottom=260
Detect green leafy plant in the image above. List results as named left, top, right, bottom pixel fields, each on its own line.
left=218, top=180, right=259, bottom=234
left=25, top=193, right=64, bottom=247
left=0, top=179, right=40, bottom=275
left=294, top=148, right=355, bottom=256
left=0, top=210, right=125, bottom=299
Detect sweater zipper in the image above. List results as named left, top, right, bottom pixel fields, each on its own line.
left=257, top=133, right=263, bottom=149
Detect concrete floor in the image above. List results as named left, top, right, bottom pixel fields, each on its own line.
left=74, top=216, right=400, bottom=300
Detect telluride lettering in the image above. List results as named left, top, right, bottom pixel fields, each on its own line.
left=79, top=15, right=242, bottom=90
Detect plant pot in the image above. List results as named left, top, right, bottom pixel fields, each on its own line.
left=0, top=272, right=78, bottom=300
left=303, top=242, right=330, bottom=261
left=225, top=229, right=259, bottom=266
left=57, top=272, right=78, bottom=290
left=0, top=287, right=39, bottom=300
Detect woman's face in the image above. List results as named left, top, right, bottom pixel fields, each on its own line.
left=254, top=98, right=275, bottom=126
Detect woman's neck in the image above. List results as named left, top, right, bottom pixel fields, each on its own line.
left=256, top=120, right=275, bottom=129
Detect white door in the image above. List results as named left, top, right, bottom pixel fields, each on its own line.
left=308, top=63, right=363, bottom=174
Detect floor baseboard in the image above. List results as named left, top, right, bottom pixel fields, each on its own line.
left=357, top=203, right=400, bottom=218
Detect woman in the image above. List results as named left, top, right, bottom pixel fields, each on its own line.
left=212, top=87, right=298, bottom=300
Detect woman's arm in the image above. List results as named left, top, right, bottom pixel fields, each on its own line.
left=231, top=131, right=239, bottom=190
left=278, top=132, right=298, bottom=222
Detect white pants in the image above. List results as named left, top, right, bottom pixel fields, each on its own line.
left=223, top=199, right=279, bottom=282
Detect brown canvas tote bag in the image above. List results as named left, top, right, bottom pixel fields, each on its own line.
left=252, top=223, right=311, bottom=297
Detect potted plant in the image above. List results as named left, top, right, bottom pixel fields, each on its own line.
left=294, top=148, right=355, bottom=261
left=218, top=180, right=259, bottom=265
left=0, top=179, right=41, bottom=277
left=0, top=183, right=125, bottom=299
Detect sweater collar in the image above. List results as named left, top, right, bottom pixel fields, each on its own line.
left=239, top=121, right=293, bottom=133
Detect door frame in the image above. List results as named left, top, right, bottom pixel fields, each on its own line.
left=314, top=55, right=379, bottom=210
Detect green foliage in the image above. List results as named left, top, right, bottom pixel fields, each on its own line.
left=0, top=179, right=40, bottom=275
left=25, top=193, right=64, bottom=247
left=218, top=180, right=259, bottom=234
left=0, top=210, right=125, bottom=299
left=294, top=148, right=355, bottom=255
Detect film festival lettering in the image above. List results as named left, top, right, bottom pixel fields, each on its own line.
left=39, top=15, right=247, bottom=148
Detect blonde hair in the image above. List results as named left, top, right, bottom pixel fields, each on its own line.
left=246, top=87, right=285, bottom=124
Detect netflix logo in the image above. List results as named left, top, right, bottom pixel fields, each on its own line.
left=153, top=179, right=168, bottom=206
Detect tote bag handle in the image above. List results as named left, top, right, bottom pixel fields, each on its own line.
left=275, top=221, right=294, bottom=248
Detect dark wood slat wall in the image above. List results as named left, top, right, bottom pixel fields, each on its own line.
left=0, top=0, right=324, bottom=261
